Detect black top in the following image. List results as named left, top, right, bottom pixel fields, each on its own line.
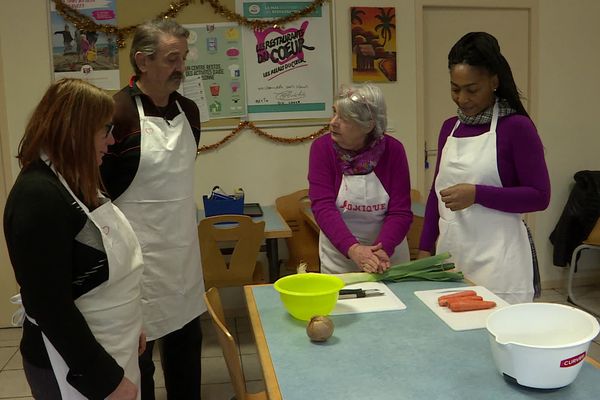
left=100, top=81, right=201, bottom=200
left=3, top=160, right=123, bottom=399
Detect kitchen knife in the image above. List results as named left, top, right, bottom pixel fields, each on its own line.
left=338, top=288, right=384, bottom=299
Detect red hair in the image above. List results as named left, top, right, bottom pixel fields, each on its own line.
left=17, top=78, right=114, bottom=208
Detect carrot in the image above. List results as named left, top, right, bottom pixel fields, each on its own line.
left=437, top=290, right=477, bottom=306
left=439, top=295, right=483, bottom=307
left=449, top=300, right=496, bottom=312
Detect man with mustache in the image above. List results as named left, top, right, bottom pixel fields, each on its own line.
left=100, top=19, right=205, bottom=400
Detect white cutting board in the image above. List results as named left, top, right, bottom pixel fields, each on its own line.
left=331, top=282, right=406, bottom=315
left=414, top=286, right=510, bottom=331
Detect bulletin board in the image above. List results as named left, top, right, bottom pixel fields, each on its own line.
left=113, top=0, right=335, bottom=131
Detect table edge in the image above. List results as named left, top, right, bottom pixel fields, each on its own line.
left=244, top=285, right=282, bottom=400
left=586, top=355, right=600, bottom=369
left=264, top=207, right=292, bottom=239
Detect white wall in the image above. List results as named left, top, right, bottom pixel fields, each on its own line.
left=1, top=0, right=599, bottom=289
left=196, top=0, right=408, bottom=205
left=535, top=0, right=600, bottom=286
left=0, top=1, right=53, bottom=179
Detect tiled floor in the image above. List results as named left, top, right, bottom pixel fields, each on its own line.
left=0, top=310, right=265, bottom=400
left=1, top=285, right=599, bottom=399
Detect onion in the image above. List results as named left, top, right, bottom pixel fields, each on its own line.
left=306, top=316, right=334, bottom=342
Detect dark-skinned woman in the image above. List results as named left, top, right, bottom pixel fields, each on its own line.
left=418, top=32, right=550, bottom=304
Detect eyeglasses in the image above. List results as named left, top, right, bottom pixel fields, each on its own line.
left=104, top=123, right=114, bottom=138
left=339, top=89, right=375, bottom=122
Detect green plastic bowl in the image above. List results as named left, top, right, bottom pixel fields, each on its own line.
left=274, top=273, right=345, bottom=321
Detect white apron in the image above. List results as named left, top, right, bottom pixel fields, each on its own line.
left=36, top=162, right=143, bottom=399
left=114, top=97, right=206, bottom=341
left=320, top=172, right=409, bottom=273
left=435, top=102, right=533, bottom=304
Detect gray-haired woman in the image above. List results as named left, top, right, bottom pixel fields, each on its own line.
left=308, top=83, right=413, bottom=274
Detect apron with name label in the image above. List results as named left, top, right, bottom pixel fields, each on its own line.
left=435, top=102, right=533, bottom=304
left=34, top=161, right=143, bottom=399
left=320, top=171, right=409, bottom=274
left=114, top=96, right=205, bottom=341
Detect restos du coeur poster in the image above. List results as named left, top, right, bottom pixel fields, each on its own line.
left=237, top=0, right=333, bottom=121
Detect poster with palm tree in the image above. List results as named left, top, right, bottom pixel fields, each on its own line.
left=351, top=7, right=396, bottom=82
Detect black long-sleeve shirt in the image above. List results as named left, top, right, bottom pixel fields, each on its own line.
left=3, top=160, right=123, bottom=399
left=100, top=81, right=201, bottom=200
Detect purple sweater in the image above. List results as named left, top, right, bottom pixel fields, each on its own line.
left=308, top=134, right=412, bottom=257
left=419, top=114, right=551, bottom=252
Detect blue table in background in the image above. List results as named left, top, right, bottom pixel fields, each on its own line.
left=245, top=281, right=600, bottom=400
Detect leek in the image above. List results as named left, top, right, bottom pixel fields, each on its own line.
left=335, top=252, right=464, bottom=285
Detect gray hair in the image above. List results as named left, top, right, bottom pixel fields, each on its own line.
left=130, top=19, right=189, bottom=76
left=335, top=83, right=387, bottom=138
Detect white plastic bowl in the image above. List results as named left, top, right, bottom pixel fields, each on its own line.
left=486, top=302, right=599, bottom=389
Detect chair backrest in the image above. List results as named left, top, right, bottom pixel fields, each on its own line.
left=199, top=214, right=266, bottom=288
left=275, top=189, right=320, bottom=272
left=204, top=287, right=267, bottom=400
left=410, top=189, right=421, bottom=202
left=584, top=217, right=600, bottom=245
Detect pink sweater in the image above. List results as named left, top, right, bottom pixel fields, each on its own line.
left=308, top=134, right=413, bottom=257
left=419, top=114, right=551, bottom=252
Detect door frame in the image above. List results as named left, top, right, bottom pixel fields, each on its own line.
left=415, top=0, right=539, bottom=196
left=0, top=36, right=19, bottom=327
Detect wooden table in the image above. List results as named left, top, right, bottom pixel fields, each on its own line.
left=245, top=281, right=600, bottom=400
left=244, top=285, right=282, bottom=399
left=199, top=205, right=291, bottom=282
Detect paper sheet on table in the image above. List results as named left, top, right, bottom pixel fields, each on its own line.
left=178, top=75, right=210, bottom=122
left=331, top=281, right=406, bottom=315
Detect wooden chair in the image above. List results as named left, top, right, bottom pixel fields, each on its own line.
left=407, top=189, right=424, bottom=260
left=204, top=287, right=267, bottom=400
left=567, top=217, right=600, bottom=314
left=275, top=189, right=320, bottom=272
left=199, top=215, right=266, bottom=289
left=410, top=189, right=421, bottom=202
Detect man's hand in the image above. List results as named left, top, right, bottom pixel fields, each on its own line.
left=439, top=183, right=476, bottom=211
left=138, top=332, right=146, bottom=356
left=107, top=377, right=137, bottom=400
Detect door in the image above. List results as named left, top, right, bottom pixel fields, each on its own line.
left=0, top=37, right=18, bottom=327
left=416, top=0, right=538, bottom=196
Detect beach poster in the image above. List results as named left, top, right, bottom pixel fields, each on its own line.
left=50, top=0, right=120, bottom=89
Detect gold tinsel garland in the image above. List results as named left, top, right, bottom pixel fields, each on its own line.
left=52, top=0, right=329, bottom=48
left=52, top=0, right=194, bottom=47
left=197, top=122, right=329, bottom=153
left=200, top=0, right=328, bottom=28
left=52, top=0, right=331, bottom=150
